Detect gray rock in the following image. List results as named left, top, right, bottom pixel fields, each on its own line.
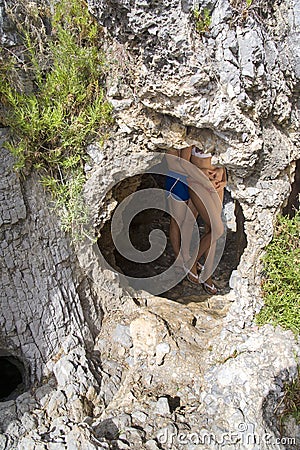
left=145, top=440, right=161, bottom=450
left=155, top=397, right=171, bottom=416
left=48, top=444, right=66, bottom=450
left=20, top=412, right=38, bottom=432
left=86, top=143, right=105, bottom=165
left=16, top=392, right=36, bottom=416
left=1, top=0, right=300, bottom=449
left=211, top=0, right=232, bottom=26
left=155, top=342, right=170, bottom=365
left=0, top=434, right=8, bottom=450
left=112, top=324, right=132, bottom=348
left=132, top=410, right=148, bottom=423
left=0, top=401, right=17, bottom=432
left=94, top=418, right=120, bottom=440
left=112, top=414, right=132, bottom=430
left=4, top=419, right=25, bottom=437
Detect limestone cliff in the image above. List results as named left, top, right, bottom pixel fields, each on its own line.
left=0, top=0, right=299, bottom=449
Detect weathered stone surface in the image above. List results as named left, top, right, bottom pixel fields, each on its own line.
left=0, top=0, right=299, bottom=449
left=0, top=142, right=103, bottom=382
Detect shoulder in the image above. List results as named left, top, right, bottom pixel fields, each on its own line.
left=180, top=146, right=193, bottom=159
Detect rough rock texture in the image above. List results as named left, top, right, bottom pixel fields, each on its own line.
left=0, top=0, right=300, bottom=449
left=0, top=140, right=102, bottom=381
left=85, top=0, right=300, bottom=318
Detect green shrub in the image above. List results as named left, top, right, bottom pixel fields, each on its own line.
left=193, top=7, right=211, bottom=34
left=0, top=0, right=113, bottom=239
left=256, top=211, right=300, bottom=334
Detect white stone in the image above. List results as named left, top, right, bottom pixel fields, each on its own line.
left=155, top=342, right=170, bottom=365
left=154, top=397, right=170, bottom=416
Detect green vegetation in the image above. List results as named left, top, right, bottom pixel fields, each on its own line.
left=256, top=212, right=300, bottom=335
left=193, top=7, right=211, bottom=34
left=277, top=365, right=300, bottom=430
left=229, top=0, right=253, bottom=9
left=0, top=0, right=113, bottom=238
left=257, top=212, right=300, bottom=427
left=228, top=0, right=254, bottom=24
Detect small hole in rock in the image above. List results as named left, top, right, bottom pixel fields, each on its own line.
left=166, top=395, right=181, bottom=412
left=235, top=198, right=247, bottom=264
left=0, top=356, right=25, bottom=401
left=283, top=159, right=300, bottom=217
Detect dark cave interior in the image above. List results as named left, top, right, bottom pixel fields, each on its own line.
left=98, top=173, right=247, bottom=301
left=0, top=355, right=24, bottom=401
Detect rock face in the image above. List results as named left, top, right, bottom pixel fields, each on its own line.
left=0, top=0, right=300, bottom=449
left=0, top=143, right=102, bottom=381
left=86, top=0, right=299, bottom=312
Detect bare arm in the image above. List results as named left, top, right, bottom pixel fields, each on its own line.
left=180, top=146, right=193, bottom=161
left=185, top=161, right=225, bottom=192
left=214, top=168, right=227, bottom=190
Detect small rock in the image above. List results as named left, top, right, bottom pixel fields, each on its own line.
left=132, top=411, right=148, bottom=423
left=53, top=358, right=76, bottom=387
left=48, top=444, right=66, bottom=450
left=46, top=390, right=67, bottom=417
left=112, top=414, right=132, bottom=430
left=0, top=434, right=8, bottom=450
left=16, top=392, right=36, bottom=415
left=5, top=419, right=25, bottom=437
left=86, top=144, right=105, bottom=165
left=93, top=418, right=120, bottom=440
left=154, top=397, right=170, bottom=416
left=155, top=342, right=170, bottom=365
left=121, top=427, right=144, bottom=445
left=18, top=436, right=47, bottom=450
left=113, top=324, right=132, bottom=348
left=34, top=382, right=54, bottom=407
left=0, top=400, right=17, bottom=431
left=125, top=356, right=134, bottom=367
left=20, top=412, right=37, bottom=432
left=113, top=440, right=130, bottom=449
left=145, top=439, right=160, bottom=450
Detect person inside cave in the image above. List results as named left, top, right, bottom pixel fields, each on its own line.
left=186, top=144, right=226, bottom=294
left=165, top=147, right=198, bottom=271
left=165, top=143, right=226, bottom=295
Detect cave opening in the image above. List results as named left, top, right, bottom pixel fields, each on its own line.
left=0, top=355, right=25, bottom=401
left=98, top=173, right=246, bottom=302
left=283, top=159, right=300, bottom=217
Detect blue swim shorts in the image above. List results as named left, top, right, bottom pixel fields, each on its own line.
left=165, top=170, right=190, bottom=202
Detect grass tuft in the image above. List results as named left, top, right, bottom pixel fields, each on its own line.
left=256, top=211, right=300, bottom=335
left=193, top=7, right=211, bottom=34
left=277, top=365, right=300, bottom=432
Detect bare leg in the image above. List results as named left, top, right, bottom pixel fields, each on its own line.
left=169, top=217, right=181, bottom=259
left=202, top=223, right=211, bottom=265
left=180, top=198, right=198, bottom=263
left=168, top=197, right=190, bottom=265
left=202, top=184, right=224, bottom=274
left=200, top=187, right=225, bottom=287
left=188, top=182, right=224, bottom=285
